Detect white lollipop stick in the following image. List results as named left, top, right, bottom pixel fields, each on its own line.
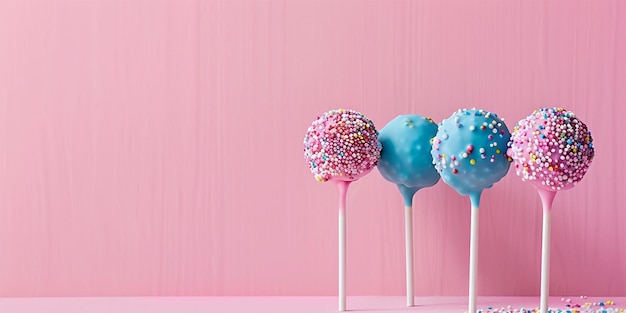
left=468, top=205, right=479, bottom=313
left=404, top=205, right=414, bottom=307
left=468, top=193, right=482, bottom=313
left=537, top=189, right=556, bottom=313
left=398, top=185, right=420, bottom=307
left=335, top=181, right=351, bottom=312
left=540, top=208, right=551, bottom=313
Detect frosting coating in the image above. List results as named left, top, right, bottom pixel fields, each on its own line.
left=508, top=107, right=594, bottom=191
left=377, top=115, right=440, bottom=206
left=431, top=109, right=512, bottom=201
left=304, top=109, right=381, bottom=182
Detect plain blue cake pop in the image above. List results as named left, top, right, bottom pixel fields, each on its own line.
left=430, top=109, right=512, bottom=208
left=378, top=115, right=440, bottom=207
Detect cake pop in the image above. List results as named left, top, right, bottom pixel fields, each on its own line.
left=377, top=114, right=439, bottom=306
left=508, top=107, right=594, bottom=313
left=431, top=108, right=511, bottom=313
left=304, top=109, right=381, bottom=311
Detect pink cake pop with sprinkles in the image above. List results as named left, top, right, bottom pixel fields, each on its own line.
left=303, top=109, right=381, bottom=312
left=508, top=107, right=594, bottom=313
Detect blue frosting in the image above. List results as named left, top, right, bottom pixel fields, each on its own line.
left=377, top=115, right=440, bottom=206
left=430, top=109, right=512, bottom=207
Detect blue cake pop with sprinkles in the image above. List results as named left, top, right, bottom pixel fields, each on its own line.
left=378, top=115, right=440, bottom=207
left=431, top=108, right=512, bottom=207
left=431, top=108, right=512, bottom=313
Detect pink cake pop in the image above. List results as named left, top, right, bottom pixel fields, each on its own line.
left=508, top=108, right=594, bottom=191
left=508, top=108, right=594, bottom=313
left=303, top=109, right=381, bottom=311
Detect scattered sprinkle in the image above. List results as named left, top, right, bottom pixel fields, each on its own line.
left=474, top=298, right=622, bottom=313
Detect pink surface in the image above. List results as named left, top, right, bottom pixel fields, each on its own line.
left=0, top=297, right=623, bottom=313
left=0, top=0, right=624, bottom=297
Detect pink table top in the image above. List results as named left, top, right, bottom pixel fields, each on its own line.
left=0, top=296, right=622, bottom=313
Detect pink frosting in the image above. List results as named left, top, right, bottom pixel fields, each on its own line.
left=508, top=108, right=594, bottom=191
left=303, top=109, right=381, bottom=182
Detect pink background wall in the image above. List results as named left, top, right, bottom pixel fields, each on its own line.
left=0, top=0, right=624, bottom=297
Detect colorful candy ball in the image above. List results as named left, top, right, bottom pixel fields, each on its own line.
left=377, top=114, right=440, bottom=190
left=431, top=108, right=512, bottom=196
left=507, top=107, right=595, bottom=191
left=304, top=109, right=382, bottom=182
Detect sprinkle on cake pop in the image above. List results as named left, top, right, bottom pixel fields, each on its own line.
left=431, top=108, right=512, bottom=203
left=507, top=107, right=595, bottom=191
left=304, top=109, right=382, bottom=182
left=378, top=114, right=440, bottom=206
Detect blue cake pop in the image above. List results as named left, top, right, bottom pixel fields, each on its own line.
left=378, top=115, right=440, bottom=206
left=431, top=108, right=512, bottom=313
left=378, top=114, right=440, bottom=307
left=430, top=108, right=512, bottom=207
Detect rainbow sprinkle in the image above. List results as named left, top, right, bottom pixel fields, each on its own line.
left=473, top=298, right=624, bottom=313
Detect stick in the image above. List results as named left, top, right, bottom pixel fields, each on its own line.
left=398, top=184, right=419, bottom=307
left=468, top=205, right=479, bottom=313
left=405, top=205, right=414, bottom=307
left=537, top=189, right=556, bottom=313
left=336, top=181, right=351, bottom=312
left=468, top=192, right=482, bottom=313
